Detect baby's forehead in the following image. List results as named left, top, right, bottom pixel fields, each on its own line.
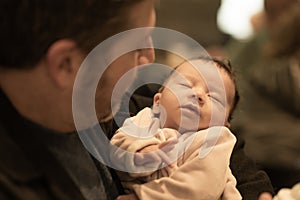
left=178, top=59, right=217, bottom=70
left=174, top=59, right=222, bottom=79
left=168, top=59, right=230, bottom=91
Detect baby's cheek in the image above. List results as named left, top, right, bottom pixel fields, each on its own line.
left=209, top=102, right=227, bottom=126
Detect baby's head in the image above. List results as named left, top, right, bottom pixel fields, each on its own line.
left=153, top=57, right=239, bottom=132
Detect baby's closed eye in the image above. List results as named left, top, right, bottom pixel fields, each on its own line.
left=209, top=93, right=225, bottom=106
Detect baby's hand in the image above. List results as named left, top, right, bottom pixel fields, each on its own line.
left=259, top=193, right=273, bottom=200
left=134, top=138, right=178, bottom=166
left=116, top=193, right=138, bottom=200
left=159, top=138, right=178, bottom=152
left=138, top=144, right=159, bottom=154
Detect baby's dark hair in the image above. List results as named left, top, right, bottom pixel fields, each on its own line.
left=160, top=56, right=240, bottom=122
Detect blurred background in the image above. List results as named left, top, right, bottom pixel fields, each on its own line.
left=152, top=0, right=300, bottom=193
left=155, top=0, right=264, bottom=52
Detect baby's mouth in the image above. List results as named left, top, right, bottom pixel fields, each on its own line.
left=181, top=103, right=200, bottom=116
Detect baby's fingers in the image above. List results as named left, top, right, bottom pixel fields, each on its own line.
left=159, top=138, right=178, bottom=153
left=156, top=149, right=172, bottom=165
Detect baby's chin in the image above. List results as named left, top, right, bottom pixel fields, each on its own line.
left=177, top=124, right=208, bottom=134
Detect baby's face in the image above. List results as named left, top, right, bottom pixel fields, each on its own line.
left=154, top=60, right=235, bottom=132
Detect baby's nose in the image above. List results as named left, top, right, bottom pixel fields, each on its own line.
left=193, top=88, right=206, bottom=103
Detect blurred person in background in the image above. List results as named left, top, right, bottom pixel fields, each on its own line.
left=226, top=0, right=300, bottom=192
left=226, top=0, right=297, bottom=70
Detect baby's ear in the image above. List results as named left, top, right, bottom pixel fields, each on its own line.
left=153, top=93, right=161, bottom=105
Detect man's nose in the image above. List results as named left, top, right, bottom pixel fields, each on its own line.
left=138, top=36, right=155, bottom=64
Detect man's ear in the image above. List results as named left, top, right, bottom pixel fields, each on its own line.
left=153, top=93, right=161, bottom=105
left=44, top=39, right=83, bottom=89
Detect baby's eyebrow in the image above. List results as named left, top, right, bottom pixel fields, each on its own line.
left=182, top=74, right=199, bottom=84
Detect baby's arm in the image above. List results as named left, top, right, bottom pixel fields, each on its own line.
left=134, top=139, right=178, bottom=166
left=130, top=127, right=242, bottom=200
left=110, top=127, right=178, bottom=177
left=222, top=168, right=243, bottom=200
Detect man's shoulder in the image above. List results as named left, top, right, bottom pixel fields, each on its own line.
left=129, top=93, right=153, bottom=116
left=0, top=124, right=41, bottom=180
left=127, top=84, right=158, bottom=116
left=0, top=124, right=47, bottom=200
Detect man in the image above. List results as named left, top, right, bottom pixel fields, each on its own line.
left=0, top=1, right=155, bottom=199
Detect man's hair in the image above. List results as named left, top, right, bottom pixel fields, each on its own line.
left=0, top=0, right=142, bottom=69
left=160, top=56, right=240, bottom=122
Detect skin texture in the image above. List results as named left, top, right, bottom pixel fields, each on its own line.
left=154, top=60, right=234, bottom=132
left=259, top=192, right=273, bottom=200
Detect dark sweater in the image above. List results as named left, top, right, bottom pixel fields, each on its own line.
left=0, top=89, right=120, bottom=200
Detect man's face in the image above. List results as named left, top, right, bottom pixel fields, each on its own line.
left=155, top=60, right=235, bottom=132
left=95, top=0, right=156, bottom=121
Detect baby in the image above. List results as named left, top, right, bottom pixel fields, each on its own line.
left=111, top=57, right=242, bottom=200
